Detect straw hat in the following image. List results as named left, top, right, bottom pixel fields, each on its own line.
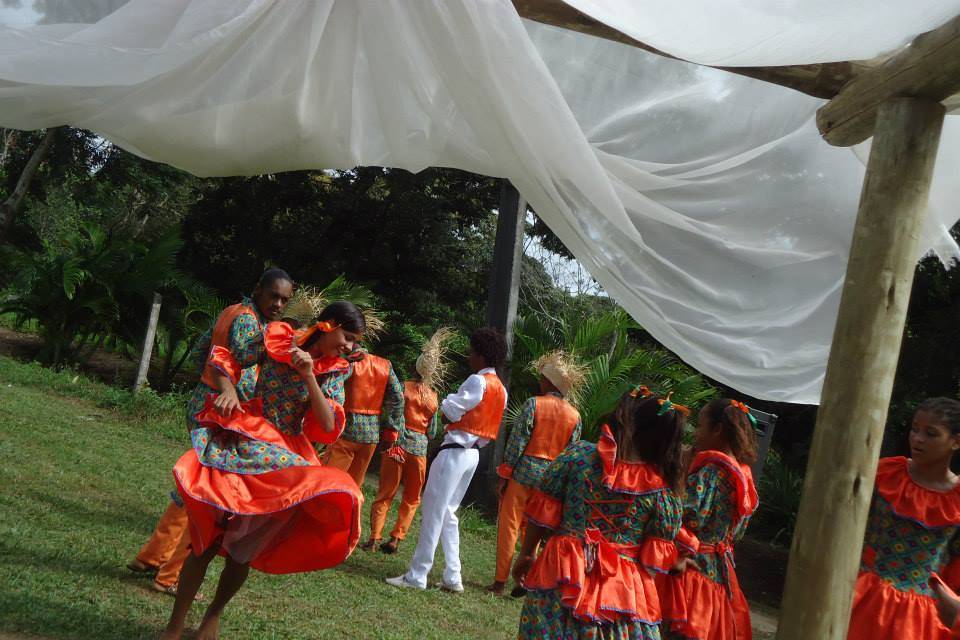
left=532, top=350, right=587, bottom=398
left=282, top=285, right=386, bottom=341
left=415, top=327, right=456, bottom=391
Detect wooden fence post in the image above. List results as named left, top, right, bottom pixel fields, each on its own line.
left=776, top=97, right=945, bottom=640
left=133, top=292, right=163, bottom=393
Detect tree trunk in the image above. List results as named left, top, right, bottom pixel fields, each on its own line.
left=0, top=127, right=58, bottom=243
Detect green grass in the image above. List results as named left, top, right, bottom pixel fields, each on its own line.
left=0, top=357, right=523, bottom=640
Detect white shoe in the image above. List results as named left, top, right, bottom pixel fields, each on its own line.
left=386, top=575, right=424, bottom=590
left=440, top=581, right=464, bottom=593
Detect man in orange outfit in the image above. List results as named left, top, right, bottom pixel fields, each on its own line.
left=362, top=328, right=453, bottom=555
left=126, top=268, right=294, bottom=596
left=323, top=349, right=404, bottom=488
left=489, top=350, right=584, bottom=596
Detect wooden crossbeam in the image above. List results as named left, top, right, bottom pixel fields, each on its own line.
left=512, top=0, right=869, bottom=99
left=818, top=14, right=960, bottom=146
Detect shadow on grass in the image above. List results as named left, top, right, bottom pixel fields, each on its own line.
left=0, top=589, right=159, bottom=640
left=23, top=489, right=166, bottom=539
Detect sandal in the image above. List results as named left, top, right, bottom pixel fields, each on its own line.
left=379, top=539, right=400, bottom=555
left=152, top=581, right=204, bottom=601
left=126, top=559, right=157, bottom=574
left=360, top=539, right=380, bottom=552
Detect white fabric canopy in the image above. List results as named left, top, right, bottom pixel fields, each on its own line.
left=0, top=0, right=957, bottom=403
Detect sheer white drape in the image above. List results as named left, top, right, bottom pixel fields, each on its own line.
left=0, top=0, right=957, bottom=403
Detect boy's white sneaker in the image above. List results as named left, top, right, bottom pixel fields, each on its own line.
left=386, top=575, right=425, bottom=590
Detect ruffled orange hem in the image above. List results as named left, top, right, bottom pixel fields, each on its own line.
left=264, top=322, right=349, bottom=376
left=523, top=533, right=664, bottom=624
left=525, top=489, right=562, bottom=529
left=657, top=567, right=752, bottom=640
left=690, top=450, right=758, bottom=518
left=597, top=424, right=669, bottom=495
left=875, top=457, right=960, bottom=528
left=300, top=402, right=346, bottom=445
left=848, top=571, right=952, bottom=640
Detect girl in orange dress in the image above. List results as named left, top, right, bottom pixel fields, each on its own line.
left=160, top=301, right=366, bottom=640
left=846, top=397, right=960, bottom=640
left=657, top=398, right=760, bottom=640
left=512, top=388, right=688, bottom=640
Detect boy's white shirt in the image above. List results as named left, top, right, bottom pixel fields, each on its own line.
left=439, top=367, right=506, bottom=449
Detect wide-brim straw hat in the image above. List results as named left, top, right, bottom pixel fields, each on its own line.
left=533, top=350, right=587, bottom=398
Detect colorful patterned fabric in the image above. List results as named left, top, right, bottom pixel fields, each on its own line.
left=682, top=462, right=751, bottom=586
left=504, top=394, right=582, bottom=488
left=190, top=331, right=349, bottom=475
left=861, top=493, right=960, bottom=596
left=397, top=411, right=442, bottom=458
left=519, top=589, right=662, bottom=640
left=519, top=440, right=682, bottom=639
left=342, top=365, right=404, bottom=444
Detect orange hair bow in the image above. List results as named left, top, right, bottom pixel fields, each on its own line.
left=657, top=391, right=691, bottom=417
left=629, top=384, right=653, bottom=398
left=295, top=320, right=340, bottom=346
left=730, top=400, right=758, bottom=426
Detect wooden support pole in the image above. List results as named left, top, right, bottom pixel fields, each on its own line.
left=468, top=180, right=526, bottom=507
left=776, top=97, right=945, bottom=640
left=512, top=0, right=870, bottom=99
left=818, top=14, right=960, bottom=146
left=133, top=292, right=163, bottom=393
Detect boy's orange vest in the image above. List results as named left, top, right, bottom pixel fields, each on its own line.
left=344, top=354, right=392, bottom=415
left=200, top=302, right=260, bottom=389
left=524, top=394, right=580, bottom=460
left=446, top=372, right=507, bottom=441
left=403, top=381, right=438, bottom=435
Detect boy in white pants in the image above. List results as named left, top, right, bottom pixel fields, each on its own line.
left=386, top=327, right=508, bottom=592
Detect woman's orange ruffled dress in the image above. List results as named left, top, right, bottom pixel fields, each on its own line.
left=846, top=457, right=960, bottom=640
left=173, top=322, right=363, bottom=575
left=518, top=425, right=683, bottom=639
left=657, top=450, right=758, bottom=640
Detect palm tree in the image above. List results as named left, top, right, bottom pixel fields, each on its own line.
left=508, top=309, right=716, bottom=441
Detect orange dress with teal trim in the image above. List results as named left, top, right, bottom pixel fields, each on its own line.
left=173, top=322, right=362, bottom=575
left=846, top=456, right=960, bottom=640
left=657, top=450, right=758, bottom=640
left=518, top=424, right=683, bottom=640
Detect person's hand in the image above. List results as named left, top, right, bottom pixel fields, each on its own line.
left=496, top=478, right=509, bottom=501
left=213, top=386, right=242, bottom=416
left=670, top=557, right=699, bottom=574
left=931, top=574, right=960, bottom=629
left=512, top=552, right=535, bottom=587
left=290, top=347, right=315, bottom=376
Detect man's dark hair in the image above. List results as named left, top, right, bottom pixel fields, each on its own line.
left=258, top=267, right=293, bottom=289
left=469, top=327, right=508, bottom=369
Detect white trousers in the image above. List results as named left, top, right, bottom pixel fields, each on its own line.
left=404, top=446, right=479, bottom=588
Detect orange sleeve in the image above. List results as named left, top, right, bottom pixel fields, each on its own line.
left=524, top=489, right=562, bottom=530
left=640, top=537, right=679, bottom=574
left=301, top=400, right=346, bottom=445
left=207, top=345, right=241, bottom=385
left=675, top=526, right=700, bottom=556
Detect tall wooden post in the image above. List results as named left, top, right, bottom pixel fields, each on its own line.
left=776, top=97, right=945, bottom=640
left=133, top=292, right=163, bottom=393
left=469, top=179, right=526, bottom=507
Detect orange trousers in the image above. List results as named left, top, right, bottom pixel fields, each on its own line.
left=323, top=439, right=378, bottom=488
left=495, top=479, right=534, bottom=582
left=135, top=500, right=192, bottom=588
left=369, top=453, right=427, bottom=541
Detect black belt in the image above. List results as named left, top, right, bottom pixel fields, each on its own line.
left=437, top=442, right=480, bottom=454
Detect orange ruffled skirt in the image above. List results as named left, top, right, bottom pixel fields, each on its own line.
left=523, top=532, right=674, bottom=624
left=174, top=403, right=362, bottom=575
left=657, top=568, right=751, bottom=640
left=847, top=571, right=951, bottom=640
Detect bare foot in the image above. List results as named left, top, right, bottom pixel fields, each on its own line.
left=195, top=615, right=220, bottom=640
left=128, top=558, right=157, bottom=574
left=359, top=538, right=380, bottom=552
left=379, top=537, right=400, bottom=554
left=486, top=581, right=505, bottom=596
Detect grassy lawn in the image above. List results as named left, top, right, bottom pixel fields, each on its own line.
left=0, top=357, right=524, bottom=640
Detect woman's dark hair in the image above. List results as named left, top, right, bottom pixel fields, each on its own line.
left=702, top=398, right=759, bottom=465
left=258, top=267, right=293, bottom=289
left=302, top=301, right=366, bottom=349
left=610, top=392, right=686, bottom=493
left=916, top=397, right=960, bottom=434
left=469, top=327, right=507, bottom=369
